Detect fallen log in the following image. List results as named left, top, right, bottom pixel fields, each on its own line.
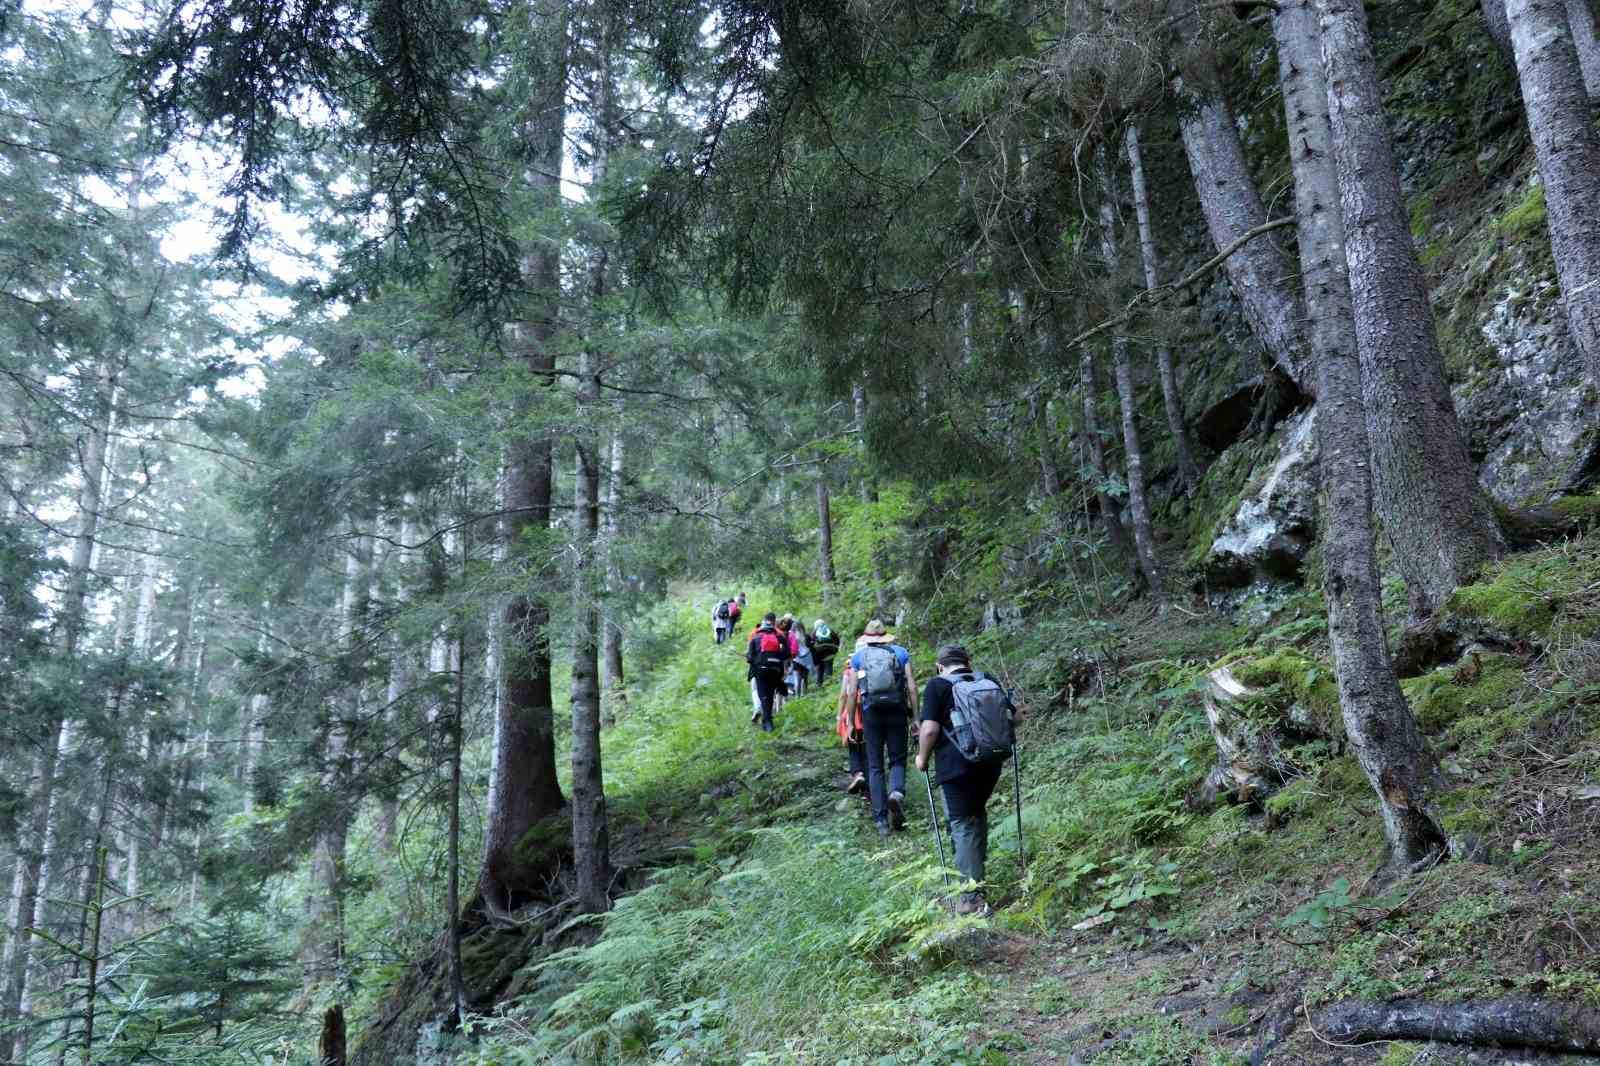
left=1314, top=998, right=1600, bottom=1054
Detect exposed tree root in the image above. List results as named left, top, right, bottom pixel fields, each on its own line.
left=1313, top=998, right=1600, bottom=1054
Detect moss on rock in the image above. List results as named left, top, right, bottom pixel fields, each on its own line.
left=1400, top=654, right=1524, bottom=733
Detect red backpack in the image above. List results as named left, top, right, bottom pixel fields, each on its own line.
left=753, top=628, right=787, bottom=673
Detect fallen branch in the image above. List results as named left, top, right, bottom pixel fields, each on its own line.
left=1314, top=997, right=1600, bottom=1054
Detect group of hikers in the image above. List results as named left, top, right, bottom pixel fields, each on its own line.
left=715, top=598, right=1016, bottom=915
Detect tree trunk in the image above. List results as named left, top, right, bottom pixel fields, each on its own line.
left=1483, top=0, right=1519, bottom=63
left=1504, top=0, right=1600, bottom=393
left=1097, top=193, right=1164, bottom=597
left=601, top=431, right=626, bottom=721
left=1275, top=0, right=1446, bottom=879
left=853, top=384, right=892, bottom=618
left=570, top=36, right=615, bottom=914
left=376, top=506, right=417, bottom=852
left=482, top=0, right=569, bottom=912
left=1174, top=67, right=1315, bottom=397
left=1079, top=348, right=1137, bottom=562
left=446, top=561, right=467, bottom=1023
left=816, top=475, right=836, bottom=601
left=302, top=543, right=361, bottom=994
left=1126, top=123, right=1201, bottom=494
left=1, top=361, right=114, bottom=1064
left=1565, top=0, right=1600, bottom=94
left=571, top=359, right=610, bottom=915
left=1320, top=0, right=1505, bottom=619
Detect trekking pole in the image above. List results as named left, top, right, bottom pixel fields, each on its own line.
left=923, top=770, right=950, bottom=887
left=1012, top=742, right=1026, bottom=878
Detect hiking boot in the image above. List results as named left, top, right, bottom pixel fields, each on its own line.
left=846, top=773, right=866, bottom=796
left=954, top=892, right=992, bottom=917
left=876, top=819, right=892, bottom=838
left=887, top=791, right=906, bottom=830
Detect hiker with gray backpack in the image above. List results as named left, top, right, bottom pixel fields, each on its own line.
left=847, top=621, right=918, bottom=836
left=914, top=643, right=1018, bottom=916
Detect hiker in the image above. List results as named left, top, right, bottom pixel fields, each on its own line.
left=746, top=613, right=790, bottom=732
left=727, top=596, right=742, bottom=630
left=712, top=598, right=733, bottom=644
left=812, top=619, right=840, bottom=687
left=834, top=633, right=871, bottom=798
left=736, top=592, right=747, bottom=610
left=846, top=621, right=917, bottom=836
left=783, top=614, right=813, bottom=697
left=915, top=643, right=1013, bottom=915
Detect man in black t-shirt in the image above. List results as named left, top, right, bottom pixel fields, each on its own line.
left=915, top=643, right=1005, bottom=913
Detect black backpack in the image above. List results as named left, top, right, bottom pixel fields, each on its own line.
left=946, top=672, right=1014, bottom=766
left=716, top=601, right=731, bottom=620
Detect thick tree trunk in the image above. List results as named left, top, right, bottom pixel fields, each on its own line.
left=1320, top=0, right=1505, bottom=619
left=1174, top=68, right=1314, bottom=397
left=816, top=476, right=836, bottom=600
left=1126, top=124, right=1201, bottom=494
left=1097, top=195, right=1164, bottom=597
left=1276, top=0, right=1446, bottom=879
left=482, top=0, right=569, bottom=912
left=1505, top=0, right=1600, bottom=392
left=601, top=431, right=626, bottom=720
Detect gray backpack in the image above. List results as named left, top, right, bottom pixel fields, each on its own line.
left=948, top=672, right=1014, bottom=766
left=857, top=644, right=907, bottom=711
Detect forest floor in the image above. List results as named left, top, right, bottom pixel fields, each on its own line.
left=362, top=555, right=1600, bottom=1066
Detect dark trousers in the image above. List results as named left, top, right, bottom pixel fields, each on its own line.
left=815, top=656, right=834, bottom=687
left=863, top=704, right=909, bottom=824
left=753, top=671, right=782, bottom=731
left=938, top=766, right=1002, bottom=884
left=714, top=625, right=727, bottom=644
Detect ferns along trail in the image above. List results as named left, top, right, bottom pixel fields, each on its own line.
left=7, top=0, right=1600, bottom=1062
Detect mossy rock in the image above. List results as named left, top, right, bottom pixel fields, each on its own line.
left=1400, top=654, right=1524, bottom=733
left=1497, top=182, right=1546, bottom=241
left=1442, top=536, right=1600, bottom=642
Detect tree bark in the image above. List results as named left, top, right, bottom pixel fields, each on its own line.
left=1565, top=0, right=1600, bottom=95
left=1174, top=67, right=1315, bottom=397
left=816, top=475, right=836, bottom=601
left=1097, top=193, right=1164, bottom=597
left=1483, top=0, right=1519, bottom=63
left=571, top=355, right=610, bottom=915
left=1314, top=997, right=1600, bottom=1053
left=1320, top=0, right=1505, bottom=619
left=1126, top=123, right=1201, bottom=494
left=1504, top=0, right=1600, bottom=393
left=1275, top=0, right=1446, bottom=879
left=481, top=0, right=569, bottom=911
left=601, top=430, right=626, bottom=721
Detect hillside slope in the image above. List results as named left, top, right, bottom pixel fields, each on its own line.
left=350, top=570, right=1600, bottom=1066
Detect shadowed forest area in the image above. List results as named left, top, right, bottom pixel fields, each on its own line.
left=3, top=0, right=1600, bottom=1062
